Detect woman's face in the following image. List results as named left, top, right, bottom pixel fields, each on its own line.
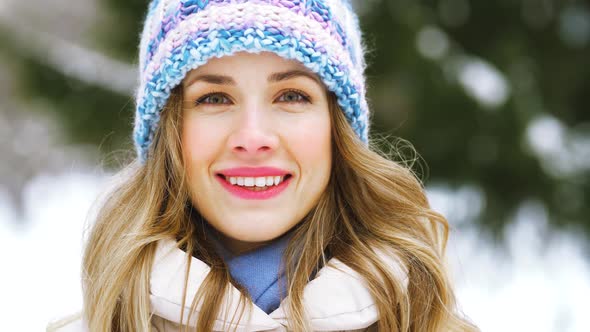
left=181, top=52, right=332, bottom=254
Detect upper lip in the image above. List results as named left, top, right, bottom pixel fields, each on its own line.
left=217, top=167, right=292, bottom=177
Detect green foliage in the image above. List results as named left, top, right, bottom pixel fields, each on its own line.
left=362, top=0, right=589, bottom=235
left=18, top=57, right=134, bottom=150
left=97, top=0, right=150, bottom=61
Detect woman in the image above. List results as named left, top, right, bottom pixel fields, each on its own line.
left=51, top=0, right=477, bottom=331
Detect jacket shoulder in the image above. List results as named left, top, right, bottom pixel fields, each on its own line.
left=46, top=313, right=88, bottom=332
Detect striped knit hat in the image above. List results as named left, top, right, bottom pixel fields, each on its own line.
left=135, top=0, right=369, bottom=162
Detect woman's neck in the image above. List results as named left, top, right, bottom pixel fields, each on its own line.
left=212, top=231, right=273, bottom=256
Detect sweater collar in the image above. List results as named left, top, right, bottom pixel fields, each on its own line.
left=149, top=239, right=406, bottom=331
left=209, top=230, right=292, bottom=314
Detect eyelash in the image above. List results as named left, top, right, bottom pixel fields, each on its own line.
left=194, top=89, right=311, bottom=106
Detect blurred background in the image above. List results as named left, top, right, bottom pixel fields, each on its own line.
left=1, top=0, right=588, bottom=330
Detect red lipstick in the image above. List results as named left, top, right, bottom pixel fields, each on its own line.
left=216, top=167, right=292, bottom=200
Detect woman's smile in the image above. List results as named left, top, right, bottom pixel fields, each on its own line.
left=215, top=173, right=293, bottom=199
left=215, top=166, right=294, bottom=200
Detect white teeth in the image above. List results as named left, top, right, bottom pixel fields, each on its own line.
left=255, top=177, right=266, bottom=187
left=244, top=177, right=255, bottom=186
left=224, top=175, right=287, bottom=187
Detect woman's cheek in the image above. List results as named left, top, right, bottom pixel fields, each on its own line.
left=280, top=114, right=331, bottom=187
left=182, top=114, right=225, bottom=171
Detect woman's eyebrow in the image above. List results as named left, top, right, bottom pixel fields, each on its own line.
left=185, top=74, right=236, bottom=87
left=268, top=70, right=322, bottom=85
left=185, top=69, right=321, bottom=88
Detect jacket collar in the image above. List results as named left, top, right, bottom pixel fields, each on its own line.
left=150, top=239, right=406, bottom=331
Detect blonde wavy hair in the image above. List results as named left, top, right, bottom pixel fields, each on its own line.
left=79, top=85, right=477, bottom=331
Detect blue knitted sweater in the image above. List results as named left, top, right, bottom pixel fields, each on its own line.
left=209, top=230, right=292, bottom=314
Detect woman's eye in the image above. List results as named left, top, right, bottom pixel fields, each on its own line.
left=277, top=90, right=310, bottom=103
left=195, top=93, right=231, bottom=106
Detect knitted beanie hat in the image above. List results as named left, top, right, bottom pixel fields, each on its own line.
left=135, top=0, right=369, bottom=161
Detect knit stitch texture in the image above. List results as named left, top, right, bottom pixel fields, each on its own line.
left=135, top=0, right=369, bottom=161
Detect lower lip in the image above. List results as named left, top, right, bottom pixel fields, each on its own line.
left=216, top=175, right=292, bottom=200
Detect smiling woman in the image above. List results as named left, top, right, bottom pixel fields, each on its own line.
left=181, top=53, right=332, bottom=252
left=48, top=1, right=478, bottom=331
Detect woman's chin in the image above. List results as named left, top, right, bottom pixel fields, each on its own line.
left=214, top=220, right=297, bottom=245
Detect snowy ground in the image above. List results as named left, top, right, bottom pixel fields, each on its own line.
left=0, top=170, right=588, bottom=331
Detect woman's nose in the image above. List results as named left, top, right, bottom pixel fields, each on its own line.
left=227, top=106, right=279, bottom=159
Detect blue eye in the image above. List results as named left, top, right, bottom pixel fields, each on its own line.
left=195, top=93, right=231, bottom=106
left=277, top=90, right=311, bottom=103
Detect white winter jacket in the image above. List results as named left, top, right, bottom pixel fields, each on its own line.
left=52, top=239, right=407, bottom=331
